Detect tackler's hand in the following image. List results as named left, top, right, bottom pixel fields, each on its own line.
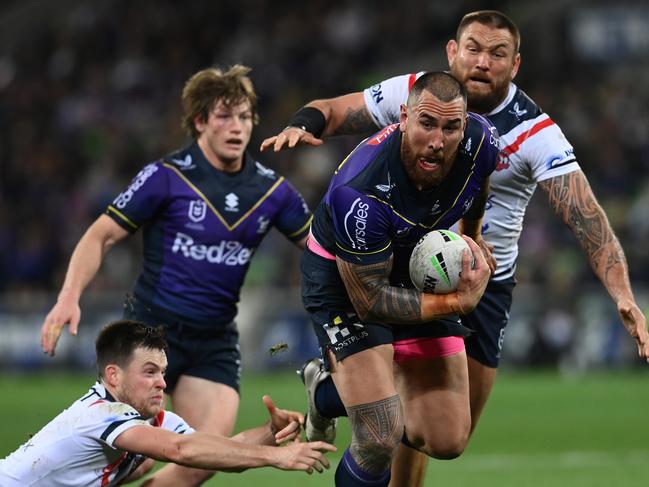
left=260, top=127, right=323, bottom=153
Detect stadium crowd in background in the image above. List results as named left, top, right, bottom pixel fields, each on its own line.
left=0, top=0, right=648, bottom=370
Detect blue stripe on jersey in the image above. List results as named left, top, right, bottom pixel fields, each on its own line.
left=486, top=87, right=544, bottom=136
left=100, top=416, right=145, bottom=442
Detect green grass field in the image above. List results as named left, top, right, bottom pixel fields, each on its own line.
left=1, top=369, right=647, bottom=486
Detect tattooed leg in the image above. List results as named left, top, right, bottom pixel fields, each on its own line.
left=346, top=394, right=404, bottom=476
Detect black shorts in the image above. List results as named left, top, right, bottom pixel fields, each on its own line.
left=122, top=295, right=242, bottom=394
left=309, top=309, right=470, bottom=369
left=302, top=247, right=470, bottom=368
left=462, top=276, right=516, bottom=368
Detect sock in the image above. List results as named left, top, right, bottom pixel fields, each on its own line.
left=335, top=448, right=391, bottom=486
left=314, top=375, right=347, bottom=418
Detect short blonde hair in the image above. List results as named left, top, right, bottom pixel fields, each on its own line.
left=181, top=64, right=259, bottom=138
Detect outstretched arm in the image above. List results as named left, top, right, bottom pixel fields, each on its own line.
left=260, top=92, right=378, bottom=152
left=538, top=170, right=649, bottom=361
left=337, top=236, right=490, bottom=323
left=114, top=426, right=335, bottom=474
left=40, top=215, right=129, bottom=356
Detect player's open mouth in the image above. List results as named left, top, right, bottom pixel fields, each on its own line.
left=418, top=157, right=442, bottom=171
left=468, top=76, right=491, bottom=86
left=226, top=138, right=243, bottom=146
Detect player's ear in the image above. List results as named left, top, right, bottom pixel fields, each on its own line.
left=104, top=364, right=120, bottom=388
left=510, top=52, right=521, bottom=80
left=399, top=104, right=408, bottom=132
left=193, top=114, right=206, bottom=134
left=446, top=39, right=458, bottom=65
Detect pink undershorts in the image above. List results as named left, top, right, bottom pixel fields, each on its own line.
left=393, top=336, right=465, bottom=362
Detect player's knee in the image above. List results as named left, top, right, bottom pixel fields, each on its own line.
left=407, top=427, right=470, bottom=460
left=418, top=428, right=470, bottom=460
left=348, top=394, right=404, bottom=475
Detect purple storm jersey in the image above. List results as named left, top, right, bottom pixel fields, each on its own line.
left=302, top=114, right=499, bottom=312
left=106, top=142, right=311, bottom=327
left=363, top=73, right=579, bottom=280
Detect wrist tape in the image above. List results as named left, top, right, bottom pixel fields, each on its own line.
left=285, top=106, right=326, bottom=138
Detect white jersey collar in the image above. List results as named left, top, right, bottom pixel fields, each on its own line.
left=486, top=83, right=517, bottom=117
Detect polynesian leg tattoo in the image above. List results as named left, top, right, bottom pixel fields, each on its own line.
left=347, top=394, right=404, bottom=475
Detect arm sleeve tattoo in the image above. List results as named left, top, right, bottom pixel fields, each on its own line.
left=336, top=256, right=423, bottom=323
left=329, top=106, right=379, bottom=137
left=538, top=170, right=632, bottom=299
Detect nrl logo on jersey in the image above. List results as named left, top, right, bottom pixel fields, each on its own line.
left=375, top=173, right=395, bottom=193
left=188, top=200, right=207, bottom=222
left=508, top=102, right=528, bottom=119
left=255, top=162, right=277, bottom=179
left=225, top=193, right=239, bottom=212
left=171, top=154, right=195, bottom=169
left=464, top=137, right=472, bottom=152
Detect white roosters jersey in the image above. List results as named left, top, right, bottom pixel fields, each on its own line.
left=0, top=382, right=194, bottom=487
left=363, top=73, right=579, bottom=280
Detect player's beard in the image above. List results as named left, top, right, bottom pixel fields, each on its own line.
left=401, top=140, right=454, bottom=190
left=466, top=78, right=510, bottom=114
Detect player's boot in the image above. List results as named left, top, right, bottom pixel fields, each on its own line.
left=298, top=357, right=337, bottom=443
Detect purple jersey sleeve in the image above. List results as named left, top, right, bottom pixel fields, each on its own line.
left=273, top=179, right=312, bottom=241
left=106, top=162, right=169, bottom=232
left=330, top=185, right=393, bottom=264
left=473, top=114, right=501, bottom=180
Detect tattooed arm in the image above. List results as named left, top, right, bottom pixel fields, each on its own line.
left=538, top=170, right=649, bottom=360
left=310, top=94, right=379, bottom=138
left=336, top=236, right=491, bottom=324
left=260, top=93, right=378, bottom=152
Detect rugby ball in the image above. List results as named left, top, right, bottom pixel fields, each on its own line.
left=409, top=230, right=469, bottom=294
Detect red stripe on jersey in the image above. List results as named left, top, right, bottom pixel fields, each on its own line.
left=152, top=410, right=165, bottom=427
left=367, top=124, right=398, bottom=145
left=501, top=118, right=555, bottom=156
left=102, top=452, right=127, bottom=486
left=407, top=73, right=417, bottom=92
left=89, top=399, right=106, bottom=407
